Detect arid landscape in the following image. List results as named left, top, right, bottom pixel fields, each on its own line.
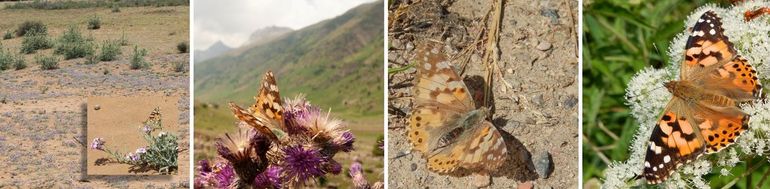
left=0, top=1, right=189, bottom=187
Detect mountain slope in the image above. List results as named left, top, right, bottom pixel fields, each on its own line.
left=194, top=1, right=384, bottom=119
left=193, top=40, right=232, bottom=64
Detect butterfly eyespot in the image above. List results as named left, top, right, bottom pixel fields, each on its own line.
left=415, top=116, right=422, bottom=121
left=417, top=138, right=423, bottom=143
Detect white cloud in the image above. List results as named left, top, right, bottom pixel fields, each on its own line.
left=194, top=0, right=376, bottom=50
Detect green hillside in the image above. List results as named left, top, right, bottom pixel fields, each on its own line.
left=194, top=1, right=384, bottom=120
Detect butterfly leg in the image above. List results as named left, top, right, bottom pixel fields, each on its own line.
left=744, top=7, right=770, bottom=22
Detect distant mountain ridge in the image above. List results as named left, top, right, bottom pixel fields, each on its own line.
left=247, top=26, right=292, bottom=45
left=194, top=1, right=384, bottom=118
left=193, top=40, right=232, bottom=64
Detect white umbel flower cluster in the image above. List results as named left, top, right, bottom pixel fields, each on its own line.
left=603, top=2, right=770, bottom=188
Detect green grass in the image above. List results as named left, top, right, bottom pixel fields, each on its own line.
left=582, top=0, right=770, bottom=187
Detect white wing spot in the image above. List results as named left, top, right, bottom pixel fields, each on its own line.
left=698, top=19, right=704, bottom=23
left=709, top=29, right=716, bottom=35
left=645, top=161, right=651, bottom=168
left=663, top=155, right=671, bottom=163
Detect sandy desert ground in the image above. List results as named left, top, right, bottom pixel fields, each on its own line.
left=0, top=5, right=190, bottom=188
left=387, top=0, right=578, bottom=188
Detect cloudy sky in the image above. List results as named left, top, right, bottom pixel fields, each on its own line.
left=194, top=0, right=375, bottom=50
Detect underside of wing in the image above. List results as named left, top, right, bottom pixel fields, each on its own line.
left=250, top=71, right=285, bottom=131
left=230, top=102, right=280, bottom=142
left=412, top=43, right=475, bottom=111
left=425, top=121, right=507, bottom=174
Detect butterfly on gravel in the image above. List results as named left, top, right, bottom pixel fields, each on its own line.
left=642, top=11, right=762, bottom=184
left=228, top=71, right=286, bottom=142
left=407, top=43, right=508, bottom=174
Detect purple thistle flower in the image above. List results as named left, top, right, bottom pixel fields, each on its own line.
left=349, top=161, right=369, bottom=189
left=325, top=159, right=342, bottom=175
left=282, top=145, right=327, bottom=184
left=253, top=165, right=282, bottom=189
left=337, top=131, right=355, bottom=152
left=282, top=101, right=315, bottom=135
left=213, top=162, right=235, bottom=188
left=90, top=137, right=105, bottom=151
left=195, top=160, right=215, bottom=188
left=349, top=161, right=363, bottom=177
left=198, top=160, right=212, bottom=174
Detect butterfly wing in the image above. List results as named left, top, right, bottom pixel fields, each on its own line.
left=425, top=121, right=507, bottom=174
left=250, top=71, right=285, bottom=131
left=682, top=11, right=760, bottom=152
left=408, top=43, right=476, bottom=154
left=230, top=102, right=280, bottom=142
left=643, top=100, right=706, bottom=184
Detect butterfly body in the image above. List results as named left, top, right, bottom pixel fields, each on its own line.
left=665, top=81, right=736, bottom=108
left=642, top=11, right=762, bottom=184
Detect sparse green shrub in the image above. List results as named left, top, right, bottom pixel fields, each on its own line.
left=176, top=41, right=188, bottom=53
left=13, top=54, right=26, bottom=70
left=55, top=25, right=95, bottom=59
left=87, top=16, right=101, bottom=30
left=99, top=40, right=121, bottom=61
left=3, top=31, right=13, bottom=40
left=0, top=49, right=11, bottom=71
left=111, top=3, right=120, bottom=12
left=129, top=46, right=148, bottom=69
left=172, top=61, right=185, bottom=72
left=36, top=55, right=59, bottom=70
left=20, top=31, right=53, bottom=54
left=16, top=21, right=47, bottom=37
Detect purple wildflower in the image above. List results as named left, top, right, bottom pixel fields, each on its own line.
left=198, top=159, right=212, bottom=174
left=142, top=124, right=152, bottom=134
left=282, top=101, right=315, bottom=135
left=253, top=166, right=282, bottom=189
left=213, top=162, right=236, bottom=188
left=337, top=131, right=355, bottom=152
left=90, top=138, right=105, bottom=151
left=282, top=145, right=327, bottom=184
left=126, top=152, right=140, bottom=162
left=135, top=147, right=147, bottom=154
left=325, top=159, right=342, bottom=175
left=194, top=160, right=214, bottom=188
left=350, top=161, right=368, bottom=189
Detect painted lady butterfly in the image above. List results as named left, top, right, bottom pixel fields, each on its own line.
left=228, top=71, right=285, bottom=142
left=642, top=11, right=762, bottom=184
left=407, top=43, right=508, bottom=174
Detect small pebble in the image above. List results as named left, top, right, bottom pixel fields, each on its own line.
left=94, top=105, right=101, bottom=110
left=471, top=174, right=491, bottom=188
left=506, top=68, right=514, bottom=74
left=535, top=151, right=553, bottom=179
left=518, top=181, right=534, bottom=189
left=536, top=41, right=552, bottom=51
left=410, top=163, right=417, bottom=171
